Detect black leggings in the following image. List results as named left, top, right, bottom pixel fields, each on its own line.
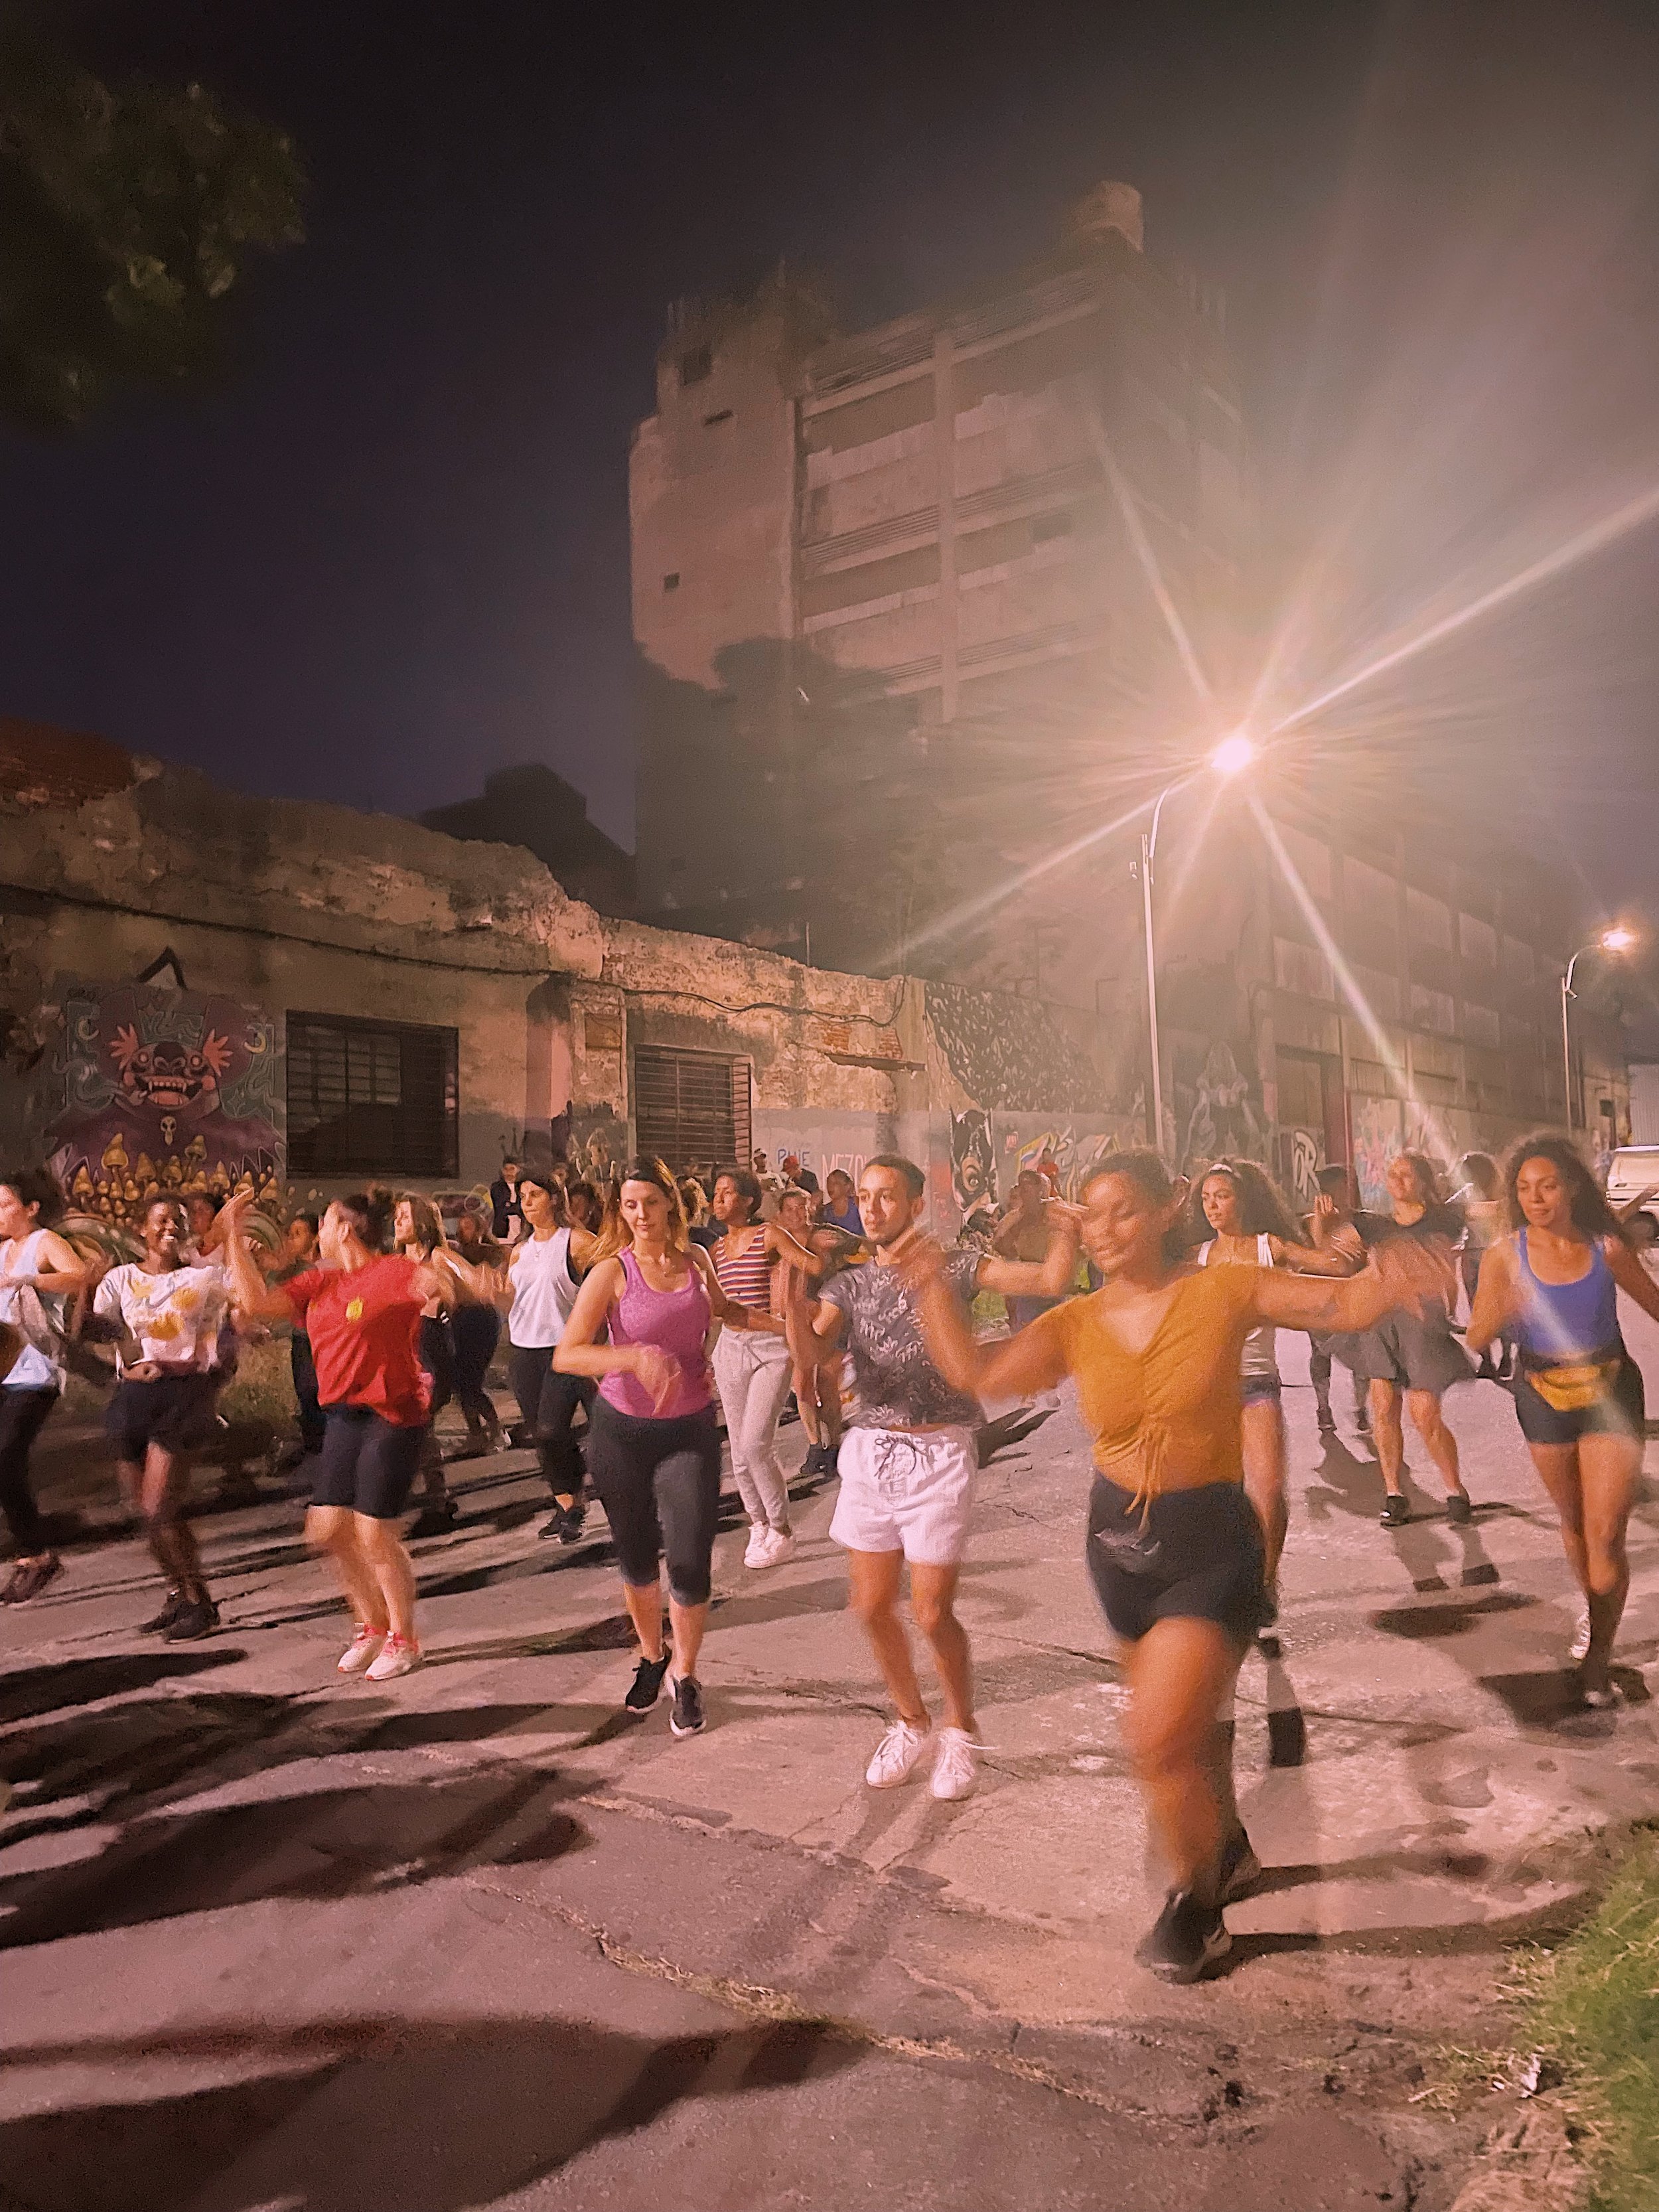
left=509, top=1344, right=594, bottom=1497
left=290, top=1333, right=326, bottom=1452
left=419, top=1316, right=455, bottom=1417
left=451, top=1303, right=501, bottom=1424
left=0, top=1386, right=59, bottom=1554
left=586, top=1398, right=721, bottom=1606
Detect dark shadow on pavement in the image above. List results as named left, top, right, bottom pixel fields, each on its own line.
left=0, top=1648, right=244, bottom=1724
left=0, top=2011, right=859, bottom=2212
left=1478, top=1664, right=1651, bottom=1730
left=0, top=1768, right=586, bottom=1950
left=1371, top=1590, right=1536, bottom=1639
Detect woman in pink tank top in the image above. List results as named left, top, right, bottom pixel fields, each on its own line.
left=556, top=1157, right=763, bottom=1739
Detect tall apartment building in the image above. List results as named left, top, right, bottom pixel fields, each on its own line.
left=630, top=182, right=1246, bottom=998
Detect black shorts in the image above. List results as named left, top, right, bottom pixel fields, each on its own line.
left=106, top=1373, right=221, bottom=1459
left=1086, top=1475, right=1266, bottom=1645
left=1513, top=1355, right=1645, bottom=1447
left=312, top=1406, right=425, bottom=1519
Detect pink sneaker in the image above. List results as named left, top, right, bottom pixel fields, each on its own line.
left=366, top=1632, right=423, bottom=1681
left=337, top=1626, right=388, bottom=1675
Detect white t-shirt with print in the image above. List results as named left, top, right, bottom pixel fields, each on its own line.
left=94, top=1262, right=231, bottom=1374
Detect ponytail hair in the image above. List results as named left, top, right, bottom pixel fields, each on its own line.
left=332, top=1189, right=396, bottom=1252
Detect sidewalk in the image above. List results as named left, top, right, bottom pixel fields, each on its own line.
left=4, top=1316, right=1658, bottom=2208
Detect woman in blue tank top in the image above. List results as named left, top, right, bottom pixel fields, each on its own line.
left=1469, top=1135, right=1659, bottom=1706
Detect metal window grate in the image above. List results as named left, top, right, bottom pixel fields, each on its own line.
left=634, top=1047, right=751, bottom=1174
left=286, top=1013, right=458, bottom=1177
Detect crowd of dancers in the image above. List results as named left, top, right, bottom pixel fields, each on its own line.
left=0, top=1124, right=1654, bottom=1981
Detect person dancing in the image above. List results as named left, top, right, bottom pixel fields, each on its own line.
left=0, top=1170, right=88, bottom=1604
left=1184, top=1158, right=1358, bottom=1607
left=1469, top=1136, right=1659, bottom=1707
left=502, top=1169, right=599, bottom=1543
left=225, top=1189, right=441, bottom=1680
left=911, top=1151, right=1442, bottom=1980
left=554, top=1158, right=767, bottom=1737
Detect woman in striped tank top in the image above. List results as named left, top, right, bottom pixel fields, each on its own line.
left=709, top=1167, right=822, bottom=1569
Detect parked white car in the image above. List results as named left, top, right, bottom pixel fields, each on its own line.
left=1607, top=1147, right=1659, bottom=1242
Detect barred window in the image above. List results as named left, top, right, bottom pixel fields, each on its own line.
left=634, top=1047, right=752, bottom=1173
left=286, top=1013, right=458, bottom=1177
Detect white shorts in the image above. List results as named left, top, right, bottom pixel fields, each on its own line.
left=830, top=1425, right=977, bottom=1566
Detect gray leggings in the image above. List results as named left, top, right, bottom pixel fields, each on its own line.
left=586, top=1398, right=722, bottom=1606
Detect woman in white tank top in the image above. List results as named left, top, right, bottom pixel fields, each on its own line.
left=502, top=1171, right=599, bottom=1543
left=0, top=1169, right=89, bottom=1603
left=1191, top=1160, right=1360, bottom=1615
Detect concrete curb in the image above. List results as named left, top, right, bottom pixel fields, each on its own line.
left=1447, top=2105, right=1588, bottom=2212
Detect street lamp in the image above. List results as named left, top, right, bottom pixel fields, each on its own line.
left=1140, top=734, right=1256, bottom=1158
left=1560, top=924, right=1638, bottom=1133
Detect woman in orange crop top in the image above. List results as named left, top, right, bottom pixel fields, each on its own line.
left=911, top=1149, right=1442, bottom=1986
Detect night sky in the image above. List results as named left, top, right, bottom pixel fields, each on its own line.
left=6, top=1, right=1659, bottom=921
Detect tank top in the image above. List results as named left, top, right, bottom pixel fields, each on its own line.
left=0, top=1231, right=65, bottom=1391
left=711, top=1229, right=773, bottom=1313
left=599, top=1246, right=713, bottom=1419
left=1512, top=1230, right=1621, bottom=1361
left=1196, top=1234, right=1278, bottom=1379
left=508, top=1227, right=581, bottom=1348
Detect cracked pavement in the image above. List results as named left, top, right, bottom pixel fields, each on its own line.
left=4, top=1313, right=1659, bottom=2209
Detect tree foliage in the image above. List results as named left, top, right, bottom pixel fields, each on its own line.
left=0, top=37, right=305, bottom=433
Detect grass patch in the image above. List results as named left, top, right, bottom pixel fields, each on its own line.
left=1526, top=1826, right=1659, bottom=2211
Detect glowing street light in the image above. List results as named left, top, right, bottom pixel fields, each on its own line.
left=1141, top=736, right=1258, bottom=1159
left=1561, top=924, right=1640, bottom=1133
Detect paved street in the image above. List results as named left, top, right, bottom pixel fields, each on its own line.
left=5, top=1305, right=1659, bottom=2212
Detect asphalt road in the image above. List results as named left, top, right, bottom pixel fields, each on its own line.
left=5, top=1301, right=1658, bottom=2211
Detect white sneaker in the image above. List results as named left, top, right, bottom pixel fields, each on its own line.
left=743, top=1524, right=770, bottom=1568
left=1570, top=1609, right=1593, bottom=1662
left=865, top=1718, right=932, bottom=1788
left=337, top=1626, right=387, bottom=1675
left=930, top=1726, right=980, bottom=1801
left=758, top=1526, right=796, bottom=1567
left=365, top=1633, right=422, bottom=1681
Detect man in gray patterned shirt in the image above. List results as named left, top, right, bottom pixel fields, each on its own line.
left=794, top=1155, right=1078, bottom=1803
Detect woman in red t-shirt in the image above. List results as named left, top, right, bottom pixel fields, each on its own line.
left=224, top=1189, right=443, bottom=1680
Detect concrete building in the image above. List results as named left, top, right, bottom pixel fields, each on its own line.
left=419, top=763, right=636, bottom=919
left=629, top=182, right=1244, bottom=993
left=0, top=725, right=1133, bottom=1239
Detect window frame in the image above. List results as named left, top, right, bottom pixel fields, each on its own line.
left=285, top=1009, right=459, bottom=1179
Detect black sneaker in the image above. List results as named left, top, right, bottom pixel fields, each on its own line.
left=407, top=1501, right=459, bottom=1539
left=624, top=1653, right=671, bottom=1712
left=141, top=1588, right=186, bottom=1635
left=1445, top=1490, right=1473, bottom=1526
left=1135, top=1889, right=1231, bottom=1984
left=1381, top=1492, right=1410, bottom=1527
left=1356, top=1409, right=1372, bottom=1435
left=537, top=1501, right=586, bottom=1546
left=1218, top=1826, right=1263, bottom=1904
left=669, top=1674, right=705, bottom=1737
left=163, top=1595, right=220, bottom=1642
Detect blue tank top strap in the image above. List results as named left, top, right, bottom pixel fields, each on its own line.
left=1513, top=1229, right=1620, bottom=1361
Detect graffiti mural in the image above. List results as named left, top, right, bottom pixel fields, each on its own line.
left=949, top=1108, right=999, bottom=1244
left=1179, top=1039, right=1267, bottom=1170
left=46, top=988, right=280, bottom=1226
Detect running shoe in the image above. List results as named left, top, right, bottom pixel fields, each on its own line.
left=1445, top=1490, right=1473, bottom=1526
left=668, top=1674, right=705, bottom=1737
left=366, top=1632, right=421, bottom=1680
left=755, top=1526, right=797, bottom=1568
left=407, top=1501, right=459, bottom=1539
left=743, top=1524, right=771, bottom=1568
left=624, top=1653, right=671, bottom=1712
left=929, top=1726, right=979, bottom=1801
left=1581, top=1678, right=1621, bottom=1711
left=1569, top=1608, right=1593, bottom=1663
left=140, top=1589, right=186, bottom=1635
left=538, top=1502, right=586, bottom=1544
left=1380, top=1493, right=1410, bottom=1527
left=1, top=1554, right=62, bottom=1604
left=337, top=1626, right=388, bottom=1674
left=865, top=1718, right=932, bottom=1788
left=1218, top=1826, right=1263, bottom=1904
left=1356, top=1407, right=1372, bottom=1436
left=1135, top=1889, right=1231, bottom=1984
left=163, top=1595, right=220, bottom=1643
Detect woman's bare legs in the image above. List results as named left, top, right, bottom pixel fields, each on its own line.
left=1528, top=1434, right=1640, bottom=1696
left=1240, top=1398, right=1288, bottom=1588
left=1122, top=1616, right=1246, bottom=1901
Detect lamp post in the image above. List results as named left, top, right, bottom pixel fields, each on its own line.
left=1141, top=733, right=1256, bottom=1158
left=1559, top=924, right=1637, bottom=1134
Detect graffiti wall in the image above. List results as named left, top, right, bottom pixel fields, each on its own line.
left=46, top=988, right=281, bottom=1226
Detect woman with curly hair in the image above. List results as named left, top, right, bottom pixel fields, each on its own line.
left=1469, top=1134, right=1659, bottom=1706
left=1184, top=1158, right=1358, bottom=1601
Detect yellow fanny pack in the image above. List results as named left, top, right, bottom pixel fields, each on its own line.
left=1522, top=1355, right=1621, bottom=1414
